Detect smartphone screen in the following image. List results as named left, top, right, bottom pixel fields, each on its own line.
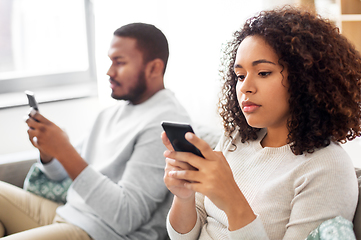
left=161, top=121, right=203, bottom=157
left=25, top=90, right=39, bottom=111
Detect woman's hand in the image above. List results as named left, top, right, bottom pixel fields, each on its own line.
left=164, top=132, right=256, bottom=230
left=164, top=132, right=236, bottom=210
left=162, top=131, right=198, bottom=234
left=162, top=131, right=196, bottom=200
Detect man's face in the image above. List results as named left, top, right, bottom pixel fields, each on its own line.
left=107, top=36, right=147, bottom=104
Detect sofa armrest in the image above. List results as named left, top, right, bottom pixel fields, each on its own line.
left=0, top=150, right=38, bottom=188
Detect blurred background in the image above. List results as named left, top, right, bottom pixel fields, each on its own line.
left=0, top=0, right=360, bottom=167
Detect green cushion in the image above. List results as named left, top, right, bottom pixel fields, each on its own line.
left=306, top=216, right=356, bottom=240
left=23, top=163, right=72, bottom=203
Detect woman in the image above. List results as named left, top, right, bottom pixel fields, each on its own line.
left=162, top=6, right=361, bottom=240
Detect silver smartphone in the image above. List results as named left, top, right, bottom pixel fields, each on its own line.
left=25, top=90, right=39, bottom=111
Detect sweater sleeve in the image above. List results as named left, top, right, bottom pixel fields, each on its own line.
left=39, top=157, right=69, bottom=181
left=166, top=196, right=270, bottom=240
left=70, top=126, right=170, bottom=235
left=283, top=147, right=358, bottom=239
left=166, top=211, right=203, bottom=240
left=228, top=216, right=269, bottom=240
left=39, top=131, right=86, bottom=181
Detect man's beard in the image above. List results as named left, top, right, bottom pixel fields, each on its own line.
left=111, top=70, right=147, bottom=103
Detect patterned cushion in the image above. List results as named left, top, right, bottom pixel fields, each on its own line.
left=306, top=216, right=356, bottom=240
left=23, top=163, right=72, bottom=203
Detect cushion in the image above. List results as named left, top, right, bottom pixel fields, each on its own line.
left=307, top=216, right=356, bottom=240
left=23, top=163, right=72, bottom=203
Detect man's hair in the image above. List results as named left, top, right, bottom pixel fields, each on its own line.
left=218, top=6, right=361, bottom=155
left=114, top=23, right=169, bottom=74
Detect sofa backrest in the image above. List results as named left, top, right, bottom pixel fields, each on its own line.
left=353, top=168, right=361, bottom=239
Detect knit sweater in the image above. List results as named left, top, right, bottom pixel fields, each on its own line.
left=41, top=89, right=191, bottom=240
left=167, top=129, right=358, bottom=240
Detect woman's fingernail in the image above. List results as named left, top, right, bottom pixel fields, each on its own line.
left=29, top=108, right=37, bottom=117
left=23, top=115, right=30, bottom=121
left=169, top=171, right=176, bottom=176
left=185, top=132, right=193, bottom=139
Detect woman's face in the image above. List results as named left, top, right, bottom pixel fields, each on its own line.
left=234, top=35, right=290, bottom=130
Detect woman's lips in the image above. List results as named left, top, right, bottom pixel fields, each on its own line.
left=242, top=101, right=261, bottom=113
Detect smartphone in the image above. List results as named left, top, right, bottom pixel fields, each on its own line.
left=25, top=90, right=39, bottom=111
left=161, top=121, right=203, bottom=157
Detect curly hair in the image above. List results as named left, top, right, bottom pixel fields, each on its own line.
left=218, top=6, right=361, bottom=155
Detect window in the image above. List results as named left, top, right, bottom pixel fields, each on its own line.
left=0, top=0, right=96, bottom=108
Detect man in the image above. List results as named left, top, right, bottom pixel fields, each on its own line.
left=0, top=23, right=190, bottom=240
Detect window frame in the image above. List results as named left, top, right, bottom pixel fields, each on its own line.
left=0, top=0, right=97, bottom=107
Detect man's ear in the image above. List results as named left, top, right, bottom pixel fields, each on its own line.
left=145, top=59, right=164, bottom=80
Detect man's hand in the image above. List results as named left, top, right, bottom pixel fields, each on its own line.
left=25, top=108, right=88, bottom=180
left=26, top=108, right=70, bottom=161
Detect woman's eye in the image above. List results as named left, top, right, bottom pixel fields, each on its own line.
left=259, top=71, right=271, bottom=77
left=236, top=75, right=245, bottom=81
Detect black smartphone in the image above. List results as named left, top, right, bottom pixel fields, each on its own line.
left=25, top=90, right=39, bottom=111
left=161, top=121, right=203, bottom=157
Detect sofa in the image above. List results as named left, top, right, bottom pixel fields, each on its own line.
left=354, top=169, right=361, bottom=239
left=0, top=158, right=36, bottom=188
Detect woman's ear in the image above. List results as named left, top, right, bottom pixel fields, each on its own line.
left=145, top=59, right=165, bottom=80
